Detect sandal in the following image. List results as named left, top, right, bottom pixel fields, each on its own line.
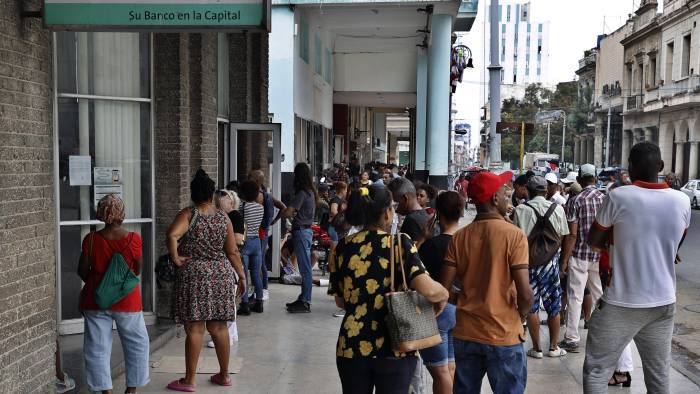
left=167, top=378, right=196, bottom=392
left=608, top=371, right=632, bottom=387
left=210, top=373, right=232, bottom=386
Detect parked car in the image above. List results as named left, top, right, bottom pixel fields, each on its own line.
left=681, top=180, right=700, bottom=209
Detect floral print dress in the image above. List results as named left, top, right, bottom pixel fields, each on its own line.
left=328, top=230, right=427, bottom=359
left=173, top=207, right=238, bottom=323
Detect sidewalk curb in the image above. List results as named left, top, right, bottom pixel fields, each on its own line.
left=672, top=339, right=700, bottom=388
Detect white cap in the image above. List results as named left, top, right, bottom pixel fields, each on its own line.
left=580, top=164, right=596, bottom=177
left=544, top=173, right=559, bottom=184
left=561, top=171, right=577, bottom=184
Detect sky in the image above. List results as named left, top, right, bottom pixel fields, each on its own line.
left=454, top=0, right=664, bottom=152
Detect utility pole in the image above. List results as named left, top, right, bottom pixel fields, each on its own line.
left=605, top=104, right=612, bottom=167
left=488, top=0, right=502, bottom=165
left=547, top=123, right=551, bottom=154
left=561, top=118, right=567, bottom=164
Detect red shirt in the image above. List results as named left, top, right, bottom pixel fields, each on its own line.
left=80, top=232, right=143, bottom=312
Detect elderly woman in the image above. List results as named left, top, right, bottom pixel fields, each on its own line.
left=77, top=194, right=149, bottom=394
left=166, top=169, right=247, bottom=391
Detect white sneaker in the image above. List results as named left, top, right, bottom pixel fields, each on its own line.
left=207, top=340, right=216, bottom=348
left=262, top=289, right=270, bottom=301
left=547, top=347, right=567, bottom=357
left=333, top=309, right=346, bottom=317
left=527, top=349, right=544, bottom=359
left=207, top=338, right=237, bottom=348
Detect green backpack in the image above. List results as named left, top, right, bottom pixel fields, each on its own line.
left=89, top=233, right=140, bottom=310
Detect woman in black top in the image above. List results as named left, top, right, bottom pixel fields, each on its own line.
left=417, top=191, right=465, bottom=394
left=329, top=184, right=448, bottom=394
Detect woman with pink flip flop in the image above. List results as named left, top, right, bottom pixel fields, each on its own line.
left=165, top=170, right=247, bottom=392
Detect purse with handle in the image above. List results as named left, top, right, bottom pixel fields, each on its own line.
left=385, top=234, right=442, bottom=352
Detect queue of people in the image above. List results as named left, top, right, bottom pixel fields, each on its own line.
left=73, top=141, right=688, bottom=393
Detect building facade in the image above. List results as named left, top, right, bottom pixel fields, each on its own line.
left=1, top=1, right=270, bottom=391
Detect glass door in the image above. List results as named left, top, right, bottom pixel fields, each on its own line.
left=228, top=123, right=282, bottom=277
left=54, top=32, right=155, bottom=335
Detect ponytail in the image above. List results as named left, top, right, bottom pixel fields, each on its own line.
left=345, top=184, right=393, bottom=227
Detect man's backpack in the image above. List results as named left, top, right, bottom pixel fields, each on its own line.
left=524, top=202, right=561, bottom=268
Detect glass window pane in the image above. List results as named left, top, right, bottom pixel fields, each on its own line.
left=58, top=98, right=152, bottom=221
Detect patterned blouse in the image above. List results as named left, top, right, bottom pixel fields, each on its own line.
left=328, top=230, right=427, bottom=359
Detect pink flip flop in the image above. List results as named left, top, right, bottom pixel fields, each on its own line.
left=167, top=378, right=196, bottom=392
left=210, top=373, right=232, bottom=386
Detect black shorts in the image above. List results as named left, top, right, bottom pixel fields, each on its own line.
left=336, top=356, right=417, bottom=394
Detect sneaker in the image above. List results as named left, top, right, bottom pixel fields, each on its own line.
left=527, top=349, right=544, bottom=359
left=286, top=299, right=303, bottom=308
left=558, top=340, right=579, bottom=353
left=262, top=289, right=270, bottom=301
left=55, top=374, right=75, bottom=394
left=207, top=338, right=236, bottom=348
left=251, top=300, right=264, bottom=313
left=333, top=309, right=346, bottom=317
left=287, top=300, right=311, bottom=313
left=548, top=347, right=568, bottom=357
left=238, top=303, right=251, bottom=316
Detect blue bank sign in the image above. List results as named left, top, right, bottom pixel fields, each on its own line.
left=44, top=0, right=271, bottom=31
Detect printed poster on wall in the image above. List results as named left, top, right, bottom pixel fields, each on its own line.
left=69, top=155, right=92, bottom=186
left=93, top=167, right=123, bottom=208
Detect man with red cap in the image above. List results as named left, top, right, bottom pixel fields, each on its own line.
left=441, top=171, right=534, bottom=393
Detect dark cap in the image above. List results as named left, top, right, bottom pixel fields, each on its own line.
left=526, top=176, right=547, bottom=192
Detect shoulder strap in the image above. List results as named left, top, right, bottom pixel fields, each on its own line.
left=543, top=203, right=558, bottom=220
left=88, top=232, right=96, bottom=270
left=523, top=202, right=543, bottom=220
left=187, top=206, right=199, bottom=233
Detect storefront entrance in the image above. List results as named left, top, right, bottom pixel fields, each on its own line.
left=226, top=123, right=282, bottom=278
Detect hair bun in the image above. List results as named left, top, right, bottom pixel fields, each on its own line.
left=194, top=168, right=209, bottom=179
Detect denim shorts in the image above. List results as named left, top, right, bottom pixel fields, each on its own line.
left=420, top=303, right=456, bottom=367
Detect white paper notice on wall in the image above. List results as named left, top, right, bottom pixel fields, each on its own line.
left=94, top=185, right=124, bottom=209
left=94, top=167, right=123, bottom=185
left=69, top=155, right=92, bottom=186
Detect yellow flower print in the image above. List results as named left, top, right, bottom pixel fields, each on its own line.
left=343, top=288, right=352, bottom=302
left=348, top=255, right=361, bottom=270
left=343, top=348, right=354, bottom=358
left=381, top=236, right=391, bottom=249
left=410, top=265, right=420, bottom=275
left=393, top=351, right=406, bottom=358
left=345, top=317, right=364, bottom=337
left=355, top=303, right=368, bottom=318
left=371, top=321, right=378, bottom=331
left=366, top=279, right=379, bottom=294
left=376, top=337, right=384, bottom=349
left=379, top=258, right=389, bottom=269
left=359, top=341, right=374, bottom=356
left=349, top=288, right=360, bottom=304
left=356, top=261, right=371, bottom=277
left=337, top=254, right=344, bottom=268
left=336, top=336, right=346, bottom=357
left=383, top=277, right=391, bottom=287
left=374, top=295, right=384, bottom=310
left=343, top=277, right=354, bottom=292
left=359, top=243, right=373, bottom=259
left=351, top=231, right=367, bottom=244
left=410, top=244, right=418, bottom=254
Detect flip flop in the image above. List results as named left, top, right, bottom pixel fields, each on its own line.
left=166, top=379, right=196, bottom=392
left=210, top=373, right=232, bottom=386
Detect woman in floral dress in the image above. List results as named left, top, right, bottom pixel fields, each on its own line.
left=165, top=169, right=247, bottom=392
left=328, top=184, right=448, bottom=393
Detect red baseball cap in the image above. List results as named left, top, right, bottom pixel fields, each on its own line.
left=467, top=171, right=514, bottom=204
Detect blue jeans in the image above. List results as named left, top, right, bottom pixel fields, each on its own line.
left=453, top=339, right=527, bottom=394
left=83, top=311, right=149, bottom=391
left=260, top=234, right=269, bottom=289
left=420, top=303, right=457, bottom=367
left=292, top=228, right=313, bottom=302
left=241, top=237, right=264, bottom=302
left=328, top=225, right=339, bottom=242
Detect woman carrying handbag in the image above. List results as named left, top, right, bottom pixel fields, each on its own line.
left=77, top=194, right=149, bottom=394
left=328, top=184, right=448, bottom=394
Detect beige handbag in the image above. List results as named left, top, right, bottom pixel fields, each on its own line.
left=385, top=234, right=442, bottom=352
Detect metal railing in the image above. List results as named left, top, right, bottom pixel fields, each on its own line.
left=625, top=94, right=643, bottom=111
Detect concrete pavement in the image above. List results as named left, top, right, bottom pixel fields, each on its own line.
left=110, top=282, right=699, bottom=393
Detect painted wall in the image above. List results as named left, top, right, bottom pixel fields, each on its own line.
left=269, top=6, right=296, bottom=172
left=334, top=52, right=418, bottom=92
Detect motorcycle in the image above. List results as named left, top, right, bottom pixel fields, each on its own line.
left=311, top=223, right=333, bottom=276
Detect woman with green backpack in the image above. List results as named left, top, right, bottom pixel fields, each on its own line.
left=77, top=194, right=149, bottom=393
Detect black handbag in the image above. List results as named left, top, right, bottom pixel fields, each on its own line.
left=156, top=208, right=199, bottom=284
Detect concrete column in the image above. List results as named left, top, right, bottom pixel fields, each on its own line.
left=580, top=137, right=588, bottom=164
left=621, top=130, right=631, bottom=169
left=574, top=137, right=580, bottom=165
left=415, top=50, right=428, bottom=178
left=659, top=124, right=674, bottom=175
left=594, top=132, right=604, bottom=168
left=426, top=13, right=453, bottom=189
left=269, top=6, right=296, bottom=173
left=689, top=142, right=699, bottom=180
left=587, top=136, right=595, bottom=164
left=675, top=142, right=685, bottom=178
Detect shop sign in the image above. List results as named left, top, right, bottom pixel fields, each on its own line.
left=44, top=0, right=271, bottom=31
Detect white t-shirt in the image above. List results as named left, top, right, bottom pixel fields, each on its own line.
left=595, top=182, right=691, bottom=308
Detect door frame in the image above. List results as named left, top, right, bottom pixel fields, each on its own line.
left=228, top=123, right=282, bottom=278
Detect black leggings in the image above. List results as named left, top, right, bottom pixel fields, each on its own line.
left=336, top=356, right=417, bottom=394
